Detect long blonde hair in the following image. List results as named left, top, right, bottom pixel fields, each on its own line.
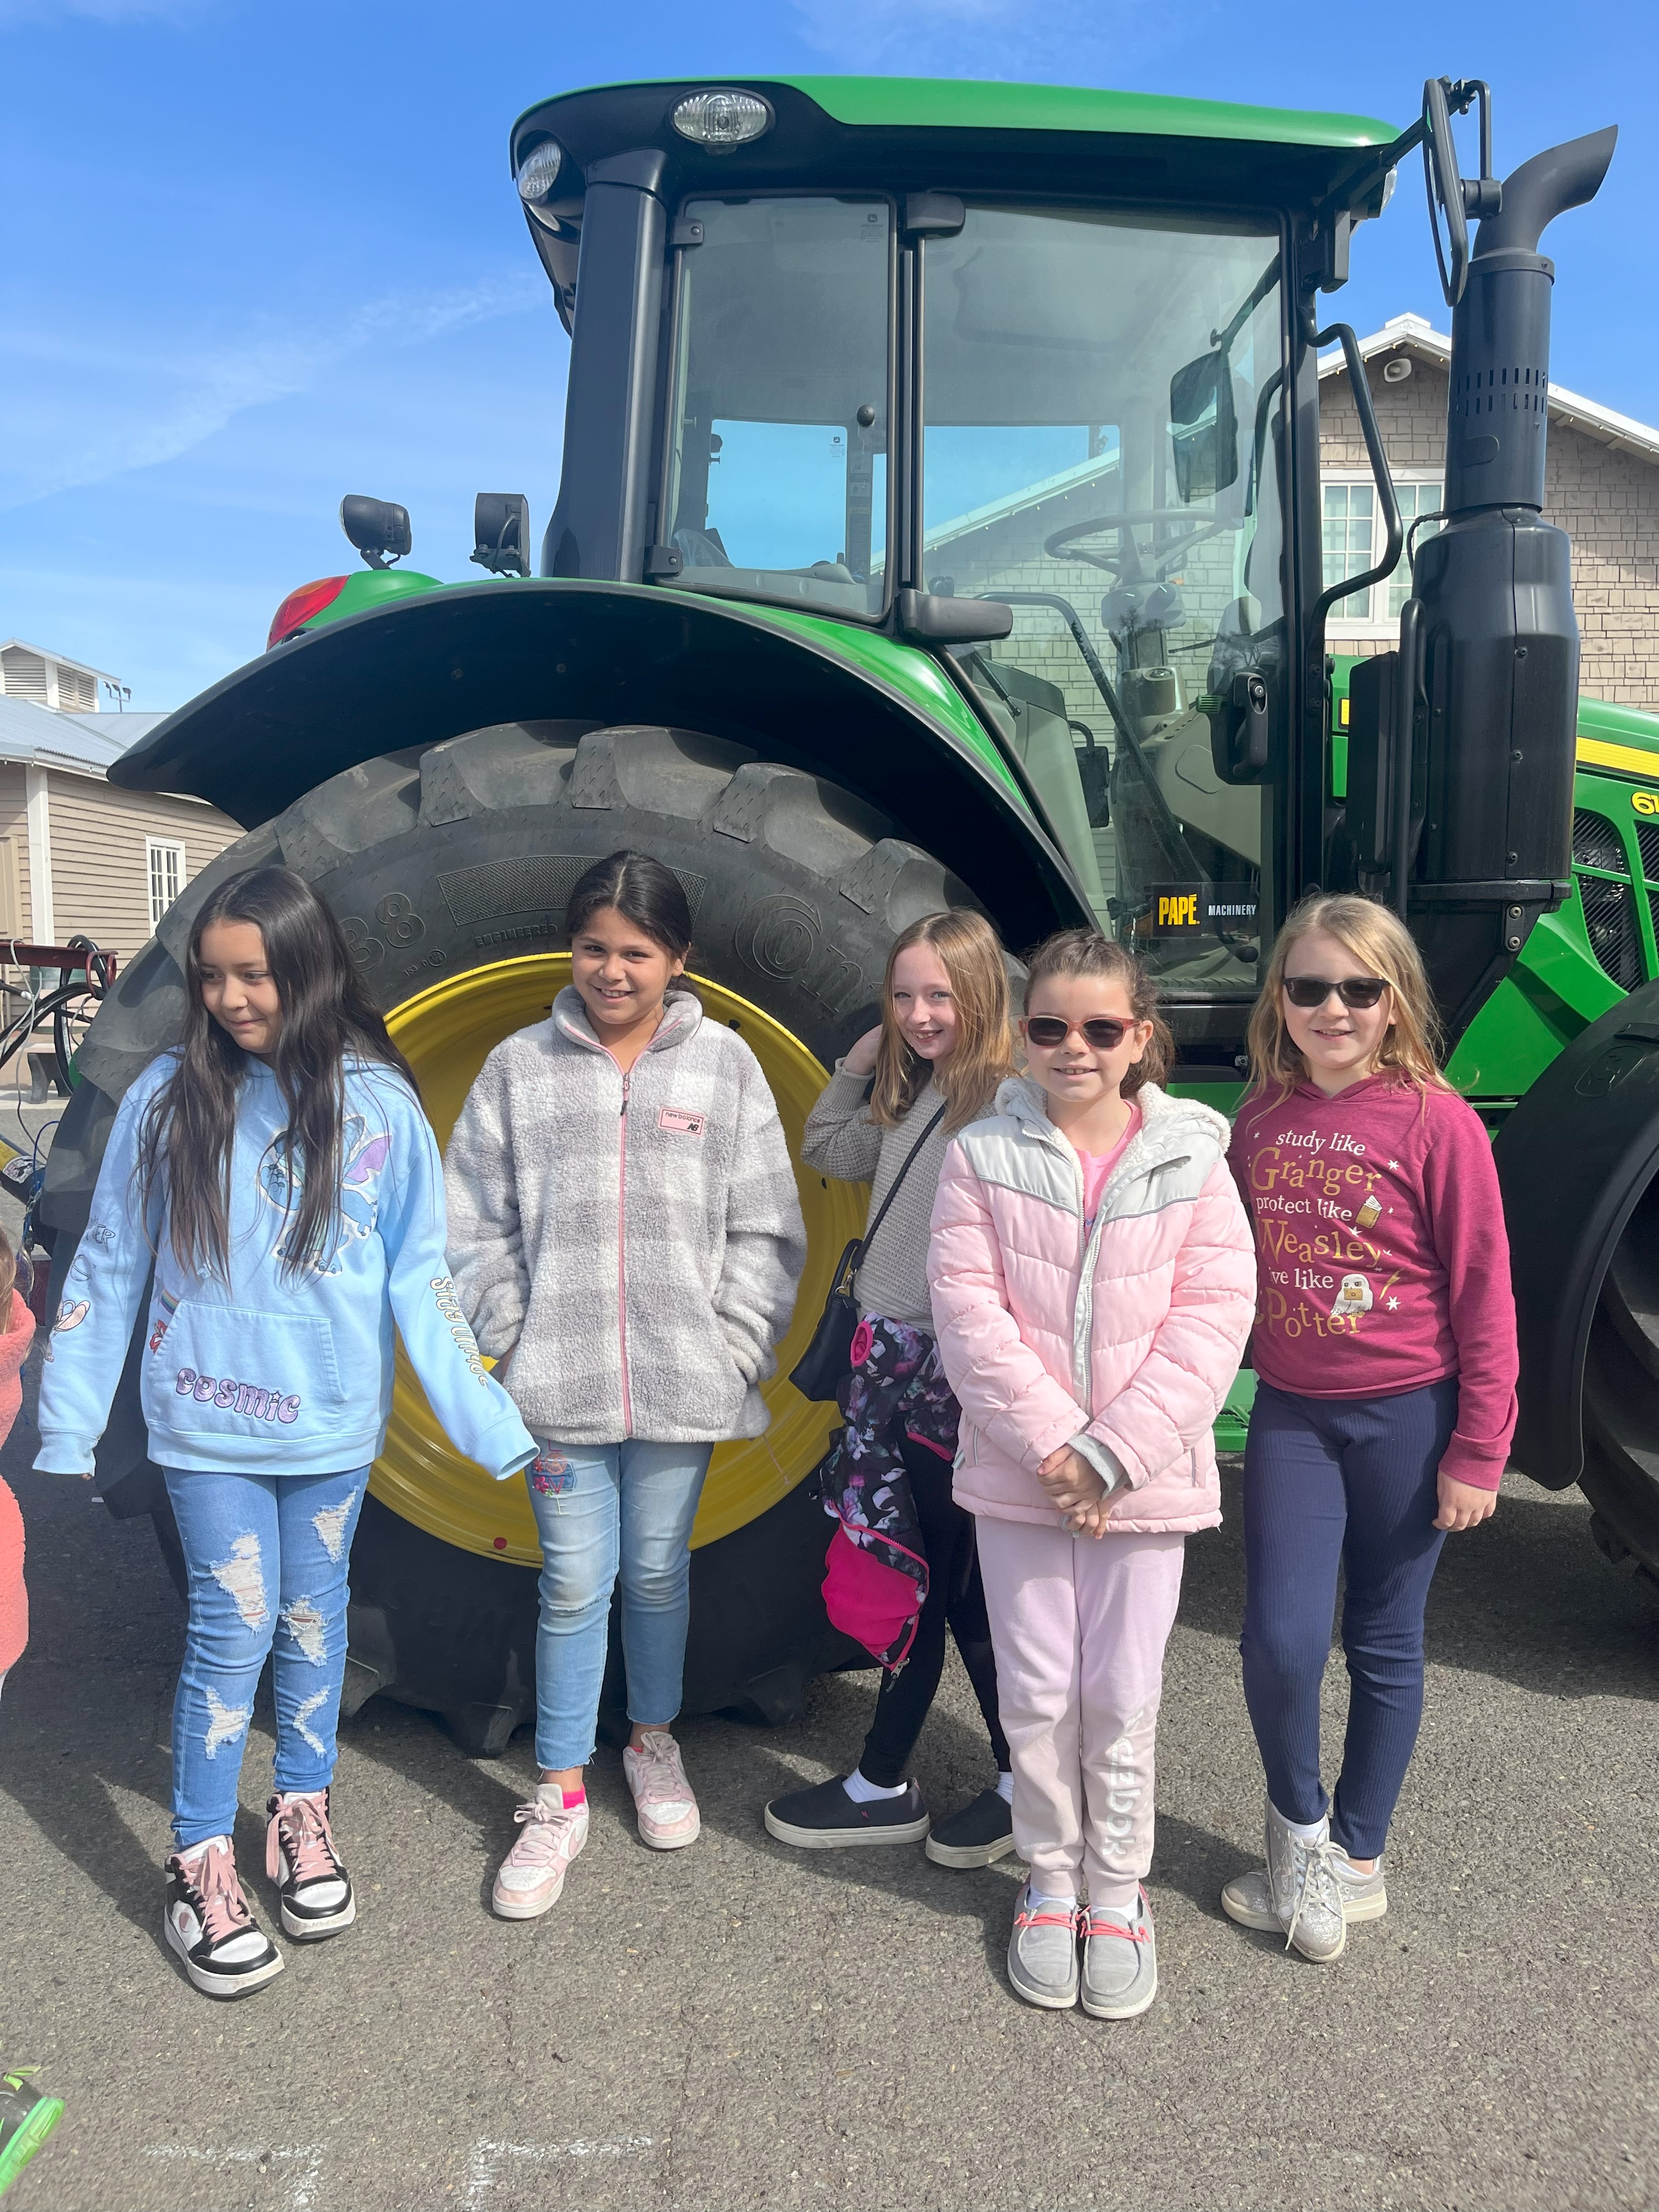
left=869, top=909, right=1016, bottom=1135
left=1246, top=893, right=1450, bottom=1104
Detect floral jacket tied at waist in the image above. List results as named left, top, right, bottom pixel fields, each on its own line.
left=817, top=1314, right=959, bottom=1671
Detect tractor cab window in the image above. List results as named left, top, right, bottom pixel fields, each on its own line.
left=662, top=197, right=891, bottom=618
left=921, top=205, right=1289, bottom=995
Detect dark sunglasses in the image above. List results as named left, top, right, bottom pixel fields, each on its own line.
left=1282, top=974, right=1388, bottom=1010
left=1023, top=1014, right=1131, bottom=1050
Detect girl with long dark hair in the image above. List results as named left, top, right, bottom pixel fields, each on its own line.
left=444, top=849, right=806, bottom=1920
left=35, top=866, right=535, bottom=1998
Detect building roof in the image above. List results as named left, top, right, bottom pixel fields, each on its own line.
left=0, top=638, right=119, bottom=685
left=0, top=696, right=171, bottom=777
left=1318, top=313, right=1659, bottom=466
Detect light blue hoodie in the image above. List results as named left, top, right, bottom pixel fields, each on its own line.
left=35, top=1050, right=537, bottom=1482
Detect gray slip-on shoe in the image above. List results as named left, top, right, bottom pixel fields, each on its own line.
left=1080, top=1887, right=1158, bottom=2019
left=1006, top=1881, right=1080, bottom=2010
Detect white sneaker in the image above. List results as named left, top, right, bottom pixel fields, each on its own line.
left=1221, top=1802, right=1346, bottom=1961
left=623, top=1730, right=700, bottom=1849
left=492, top=1786, right=589, bottom=1919
left=163, top=1836, right=285, bottom=1998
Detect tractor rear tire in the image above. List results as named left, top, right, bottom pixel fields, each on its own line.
left=42, top=721, right=981, bottom=1751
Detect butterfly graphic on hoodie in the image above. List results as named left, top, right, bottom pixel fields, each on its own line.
left=258, top=1115, right=393, bottom=1276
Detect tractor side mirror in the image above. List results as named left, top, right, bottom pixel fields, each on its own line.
left=1169, top=351, right=1239, bottom=503
left=471, top=493, right=531, bottom=577
left=340, top=495, right=411, bottom=570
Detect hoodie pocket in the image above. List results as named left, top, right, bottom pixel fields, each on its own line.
left=142, top=1302, right=347, bottom=1445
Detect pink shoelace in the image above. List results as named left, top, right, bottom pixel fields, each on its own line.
left=629, top=1732, right=692, bottom=1813
left=1084, top=1886, right=1151, bottom=1943
left=177, top=1837, right=256, bottom=1946
left=267, top=1791, right=344, bottom=1889
left=505, top=1797, right=583, bottom=1867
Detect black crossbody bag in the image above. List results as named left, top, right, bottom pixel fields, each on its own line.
left=788, top=1101, right=949, bottom=1404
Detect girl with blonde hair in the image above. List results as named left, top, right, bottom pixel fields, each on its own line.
left=1223, top=893, right=1517, bottom=1962
left=765, top=908, right=1020, bottom=1867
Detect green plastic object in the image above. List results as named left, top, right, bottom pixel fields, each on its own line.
left=0, top=2068, right=63, bottom=2200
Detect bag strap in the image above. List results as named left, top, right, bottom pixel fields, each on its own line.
left=851, top=1100, right=949, bottom=1267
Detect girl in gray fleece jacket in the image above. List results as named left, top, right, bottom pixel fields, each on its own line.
left=444, top=851, right=805, bottom=1918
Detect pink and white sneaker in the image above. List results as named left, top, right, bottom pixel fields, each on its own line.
left=492, top=1786, right=589, bottom=1919
left=623, top=1730, right=701, bottom=1849
left=266, top=1788, right=356, bottom=1942
left=163, top=1836, right=285, bottom=1999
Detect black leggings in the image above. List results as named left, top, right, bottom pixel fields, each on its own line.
left=858, top=1436, right=1010, bottom=1788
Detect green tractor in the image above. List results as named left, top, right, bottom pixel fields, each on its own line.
left=42, top=71, right=1649, bottom=1756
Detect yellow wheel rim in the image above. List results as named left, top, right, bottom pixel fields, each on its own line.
left=372, top=955, right=865, bottom=1564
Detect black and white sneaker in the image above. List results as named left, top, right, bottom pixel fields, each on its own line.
left=163, top=1837, right=285, bottom=1999
left=764, top=1776, right=930, bottom=1849
left=924, top=1788, right=1016, bottom=1868
left=265, top=1790, right=356, bottom=1940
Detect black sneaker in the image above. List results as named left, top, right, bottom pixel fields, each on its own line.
left=265, top=1790, right=356, bottom=1940
left=924, top=1787, right=1016, bottom=1868
left=764, top=1775, right=930, bottom=1849
left=163, top=1836, right=285, bottom=1999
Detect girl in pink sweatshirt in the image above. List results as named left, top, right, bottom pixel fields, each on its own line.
left=1223, top=893, right=1518, bottom=1963
left=0, top=1232, right=40, bottom=1699
left=929, top=930, right=1255, bottom=2018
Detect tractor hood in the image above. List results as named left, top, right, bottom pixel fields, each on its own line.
left=108, top=578, right=1088, bottom=952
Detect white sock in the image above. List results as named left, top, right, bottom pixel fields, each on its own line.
left=843, top=1767, right=907, bottom=1804
left=1028, top=1884, right=1078, bottom=1911
left=1272, top=1802, right=1327, bottom=1844
left=995, top=1770, right=1014, bottom=1806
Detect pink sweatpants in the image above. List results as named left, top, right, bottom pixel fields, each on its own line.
left=974, top=1517, right=1186, bottom=1909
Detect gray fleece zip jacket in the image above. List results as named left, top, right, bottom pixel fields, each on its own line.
left=443, top=986, right=807, bottom=1445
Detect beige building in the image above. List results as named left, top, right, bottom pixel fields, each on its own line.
left=0, top=667, right=242, bottom=959
left=1319, top=313, right=1659, bottom=705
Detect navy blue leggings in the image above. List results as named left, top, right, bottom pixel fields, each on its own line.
left=1240, top=1378, right=1457, bottom=1861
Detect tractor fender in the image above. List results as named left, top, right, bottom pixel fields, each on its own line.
left=1493, top=977, right=1659, bottom=1489
left=109, top=578, right=1087, bottom=951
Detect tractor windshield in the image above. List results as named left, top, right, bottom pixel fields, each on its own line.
left=923, top=206, right=1287, bottom=993
left=662, top=196, right=891, bottom=618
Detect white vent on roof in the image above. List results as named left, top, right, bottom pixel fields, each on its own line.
left=57, top=666, right=96, bottom=713
left=0, top=648, right=49, bottom=705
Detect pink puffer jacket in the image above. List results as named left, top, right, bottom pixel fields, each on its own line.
left=928, top=1079, right=1256, bottom=1533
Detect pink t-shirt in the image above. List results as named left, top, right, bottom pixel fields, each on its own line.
left=1227, top=1074, right=1517, bottom=1487
left=1074, top=1102, right=1142, bottom=1227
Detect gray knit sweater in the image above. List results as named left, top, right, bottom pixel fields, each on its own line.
left=801, top=1068, right=952, bottom=1334
left=443, top=987, right=807, bottom=1445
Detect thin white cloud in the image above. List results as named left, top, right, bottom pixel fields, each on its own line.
left=0, top=271, right=546, bottom=511
left=0, top=0, right=210, bottom=20
left=786, top=0, right=1198, bottom=78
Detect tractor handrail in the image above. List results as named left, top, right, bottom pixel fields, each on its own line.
left=1308, top=319, right=1405, bottom=627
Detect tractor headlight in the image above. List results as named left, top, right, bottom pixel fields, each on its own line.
left=669, top=89, right=772, bottom=151
left=515, top=139, right=565, bottom=221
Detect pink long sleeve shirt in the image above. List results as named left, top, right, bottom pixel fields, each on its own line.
left=1227, top=1075, right=1517, bottom=1488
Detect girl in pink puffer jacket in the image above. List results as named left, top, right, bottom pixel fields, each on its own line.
left=929, top=930, right=1255, bottom=2019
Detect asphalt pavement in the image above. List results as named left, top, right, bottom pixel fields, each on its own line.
left=2, top=1334, right=1657, bottom=2212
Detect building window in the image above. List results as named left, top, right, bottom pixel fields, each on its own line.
left=1323, top=476, right=1443, bottom=631
left=146, top=839, right=185, bottom=930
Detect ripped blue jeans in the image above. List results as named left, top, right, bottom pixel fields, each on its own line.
left=163, top=1466, right=368, bottom=1851
left=525, top=1440, right=713, bottom=1773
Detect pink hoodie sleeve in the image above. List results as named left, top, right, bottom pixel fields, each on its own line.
left=1083, top=1158, right=1257, bottom=1486
left=928, top=1140, right=1091, bottom=1472
left=1423, top=1097, right=1518, bottom=1489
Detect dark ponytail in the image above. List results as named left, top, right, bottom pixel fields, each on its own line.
left=565, top=850, right=695, bottom=967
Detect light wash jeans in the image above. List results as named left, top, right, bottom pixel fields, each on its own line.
left=525, top=1439, right=713, bottom=1772
left=163, top=1465, right=368, bottom=1850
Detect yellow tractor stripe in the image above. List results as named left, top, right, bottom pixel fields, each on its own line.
left=1577, top=736, right=1659, bottom=778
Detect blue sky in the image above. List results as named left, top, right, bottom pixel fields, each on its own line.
left=2, top=0, right=1651, bottom=709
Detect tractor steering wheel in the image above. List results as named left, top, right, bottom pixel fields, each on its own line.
left=1043, top=510, right=1233, bottom=579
